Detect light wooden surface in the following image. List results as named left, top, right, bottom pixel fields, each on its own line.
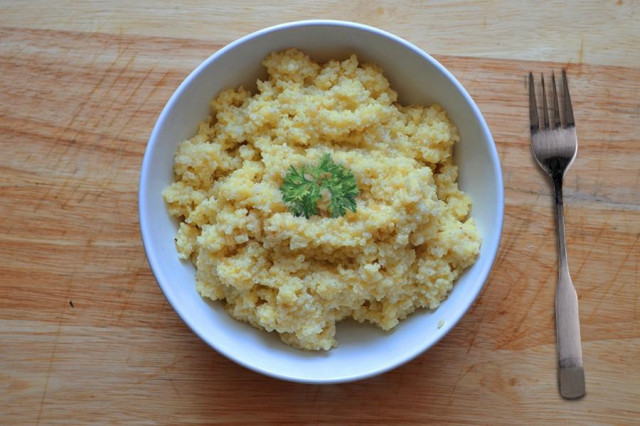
left=2, top=1, right=639, bottom=424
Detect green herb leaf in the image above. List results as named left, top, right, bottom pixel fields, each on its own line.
left=280, top=154, right=359, bottom=219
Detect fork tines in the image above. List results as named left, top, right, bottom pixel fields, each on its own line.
left=528, top=69, right=575, bottom=134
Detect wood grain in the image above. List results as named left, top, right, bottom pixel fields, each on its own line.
left=1, top=1, right=639, bottom=424
left=1, top=0, right=639, bottom=67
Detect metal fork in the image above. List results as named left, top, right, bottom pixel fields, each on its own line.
left=528, top=70, right=585, bottom=399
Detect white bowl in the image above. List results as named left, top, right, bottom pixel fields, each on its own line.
left=139, top=20, right=503, bottom=383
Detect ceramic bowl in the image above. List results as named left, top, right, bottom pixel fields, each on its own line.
left=139, top=20, right=503, bottom=383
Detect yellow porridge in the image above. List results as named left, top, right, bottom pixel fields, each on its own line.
left=163, top=48, right=481, bottom=350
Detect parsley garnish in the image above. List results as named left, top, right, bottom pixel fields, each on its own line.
left=280, top=154, right=359, bottom=219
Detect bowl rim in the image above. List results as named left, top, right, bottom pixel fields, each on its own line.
left=139, top=19, right=504, bottom=383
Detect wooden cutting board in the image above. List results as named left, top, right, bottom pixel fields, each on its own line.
left=1, top=2, right=639, bottom=424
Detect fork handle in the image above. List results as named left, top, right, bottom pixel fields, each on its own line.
left=553, top=175, right=585, bottom=399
